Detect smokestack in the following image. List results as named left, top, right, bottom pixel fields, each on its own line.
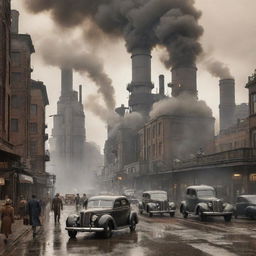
left=127, top=48, right=154, bottom=114
left=79, top=85, right=82, bottom=104
left=171, top=67, right=198, bottom=97
left=219, top=78, right=236, bottom=130
left=61, top=69, right=73, bottom=96
left=159, top=75, right=165, bottom=96
left=11, top=10, right=19, bottom=34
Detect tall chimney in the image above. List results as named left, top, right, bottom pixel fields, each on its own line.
left=159, top=75, right=165, bottom=96
left=171, top=67, right=197, bottom=97
left=79, top=85, right=82, bottom=104
left=219, top=78, right=236, bottom=130
left=11, top=10, right=19, bottom=34
left=127, top=48, right=154, bottom=114
left=61, top=69, right=73, bottom=96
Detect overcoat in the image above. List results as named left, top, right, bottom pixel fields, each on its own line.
left=1, top=205, right=14, bottom=235
left=28, top=199, right=41, bottom=226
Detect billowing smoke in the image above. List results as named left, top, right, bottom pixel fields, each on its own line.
left=39, top=38, right=115, bottom=110
left=150, top=92, right=212, bottom=120
left=203, top=57, right=233, bottom=79
left=24, top=0, right=203, bottom=68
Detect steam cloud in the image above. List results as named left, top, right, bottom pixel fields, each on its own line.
left=39, top=38, right=115, bottom=110
left=150, top=92, right=213, bottom=120
left=24, top=0, right=203, bottom=68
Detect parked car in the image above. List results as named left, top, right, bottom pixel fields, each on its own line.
left=234, top=195, right=256, bottom=219
left=65, top=195, right=138, bottom=239
left=139, top=190, right=176, bottom=217
left=180, top=185, right=233, bottom=222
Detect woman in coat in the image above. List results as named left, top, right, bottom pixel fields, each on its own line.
left=1, top=199, right=14, bottom=243
left=28, top=195, right=41, bottom=237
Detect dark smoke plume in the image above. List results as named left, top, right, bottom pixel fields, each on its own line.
left=24, top=0, right=203, bottom=68
left=39, top=38, right=115, bottom=110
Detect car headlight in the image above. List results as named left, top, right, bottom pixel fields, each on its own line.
left=208, top=202, right=213, bottom=208
left=91, top=215, right=98, bottom=223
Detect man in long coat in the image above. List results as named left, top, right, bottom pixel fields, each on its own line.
left=0, top=199, right=14, bottom=243
left=28, top=195, right=41, bottom=237
left=51, top=193, right=63, bottom=223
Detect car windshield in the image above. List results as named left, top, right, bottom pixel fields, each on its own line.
left=150, top=193, right=167, bottom=201
left=87, top=200, right=113, bottom=208
left=247, top=197, right=256, bottom=204
left=197, top=190, right=215, bottom=198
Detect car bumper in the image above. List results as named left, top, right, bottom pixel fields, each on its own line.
left=65, top=227, right=104, bottom=232
left=149, top=210, right=175, bottom=214
left=203, top=212, right=232, bottom=216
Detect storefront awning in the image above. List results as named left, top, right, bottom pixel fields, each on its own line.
left=19, top=174, right=33, bottom=184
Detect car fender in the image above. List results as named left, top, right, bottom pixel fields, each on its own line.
left=180, top=201, right=187, bottom=213
left=168, top=202, right=176, bottom=210
left=147, top=202, right=156, bottom=211
left=129, top=211, right=139, bottom=224
left=98, top=214, right=117, bottom=229
left=66, top=214, right=79, bottom=227
left=223, top=203, right=234, bottom=212
left=196, top=203, right=208, bottom=214
left=245, top=206, right=256, bottom=216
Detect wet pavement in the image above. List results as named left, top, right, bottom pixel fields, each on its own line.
left=4, top=206, right=256, bottom=256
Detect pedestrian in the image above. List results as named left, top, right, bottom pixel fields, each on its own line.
left=0, top=199, right=14, bottom=244
left=28, top=195, right=41, bottom=238
left=81, top=193, right=88, bottom=209
left=51, top=193, right=63, bottom=224
left=75, top=193, right=81, bottom=211
left=18, top=195, right=27, bottom=220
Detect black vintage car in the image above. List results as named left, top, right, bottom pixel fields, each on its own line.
left=65, top=195, right=138, bottom=239
left=234, top=195, right=256, bottom=219
left=139, top=190, right=176, bottom=217
left=180, top=185, right=233, bottom=222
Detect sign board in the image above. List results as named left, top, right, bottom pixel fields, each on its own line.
left=19, top=174, right=33, bottom=184
left=0, top=177, right=5, bottom=186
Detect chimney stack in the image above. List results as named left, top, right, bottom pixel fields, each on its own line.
left=11, top=10, right=19, bottom=34
left=171, top=67, right=197, bottom=97
left=79, top=85, right=82, bottom=104
left=159, top=75, right=165, bottom=96
left=219, top=78, right=236, bottom=130
left=127, top=48, right=154, bottom=114
left=61, top=69, right=73, bottom=96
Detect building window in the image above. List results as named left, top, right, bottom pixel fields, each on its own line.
left=11, top=95, right=19, bottom=108
left=11, top=52, right=21, bottom=67
left=153, top=125, right=156, bottom=138
left=29, top=123, right=38, bottom=133
left=251, top=94, right=256, bottom=114
left=30, top=141, right=37, bottom=155
left=249, top=174, right=256, bottom=182
left=11, top=72, right=21, bottom=86
left=147, top=128, right=150, bottom=142
left=152, top=144, right=156, bottom=157
left=11, top=119, right=18, bottom=132
left=158, top=123, right=162, bottom=136
left=159, top=142, right=162, bottom=156
left=30, top=104, right=37, bottom=115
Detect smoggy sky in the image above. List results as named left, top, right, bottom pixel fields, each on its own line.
left=12, top=0, right=256, bottom=152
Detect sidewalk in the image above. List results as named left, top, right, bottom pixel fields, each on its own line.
left=0, top=203, right=50, bottom=255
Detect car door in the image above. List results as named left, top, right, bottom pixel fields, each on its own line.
left=120, top=198, right=131, bottom=226
left=236, top=197, right=249, bottom=216
left=113, top=199, right=123, bottom=226
left=143, top=193, right=150, bottom=210
left=187, top=189, right=198, bottom=212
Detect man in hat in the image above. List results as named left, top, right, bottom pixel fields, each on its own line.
left=51, top=193, right=63, bottom=224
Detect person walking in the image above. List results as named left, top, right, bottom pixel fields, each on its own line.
left=81, top=193, right=88, bottom=209
left=75, top=194, right=81, bottom=212
left=18, top=195, right=27, bottom=220
left=0, top=199, right=14, bottom=244
left=28, top=195, right=41, bottom=238
left=51, top=193, right=63, bottom=224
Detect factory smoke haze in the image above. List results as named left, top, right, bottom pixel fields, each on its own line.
left=150, top=92, right=213, bottom=120
left=38, top=38, right=116, bottom=110
left=23, top=0, right=204, bottom=68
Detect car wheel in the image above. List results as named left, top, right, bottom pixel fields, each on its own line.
left=181, top=207, right=188, bottom=219
left=224, top=214, right=232, bottom=222
left=139, top=209, right=143, bottom=215
left=103, top=222, right=113, bottom=239
left=130, top=217, right=137, bottom=232
left=68, top=231, right=77, bottom=239
left=199, top=210, right=206, bottom=221
left=170, top=212, right=175, bottom=217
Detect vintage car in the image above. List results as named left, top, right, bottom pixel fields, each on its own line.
left=139, top=190, right=176, bottom=217
left=234, top=195, right=256, bottom=219
left=180, top=185, right=233, bottom=222
left=65, top=195, right=138, bottom=239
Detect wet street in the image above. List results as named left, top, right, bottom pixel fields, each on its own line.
left=4, top=206, right=256, bottom=256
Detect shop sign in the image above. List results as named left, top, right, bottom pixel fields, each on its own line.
left=19, top=174, right=33, bottom=184
left=0, top=177, right=5, bottom=186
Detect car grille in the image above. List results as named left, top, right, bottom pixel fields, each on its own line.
left=212, top=200, right=223, bottom=212
left=158, top=201, right=168, bottom=210
left=80, top=212, right=91, bottom=227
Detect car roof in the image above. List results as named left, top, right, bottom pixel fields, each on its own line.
left=186, top=185, right=214, bottom=191
left=238, top=195, right=256, bottom=198
left=89, top=195, right=127, bottom=201
left=143, top=190, right=167, bottom=194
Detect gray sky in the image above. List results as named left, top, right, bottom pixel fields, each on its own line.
left=12, top=0, right=256, bottom=151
